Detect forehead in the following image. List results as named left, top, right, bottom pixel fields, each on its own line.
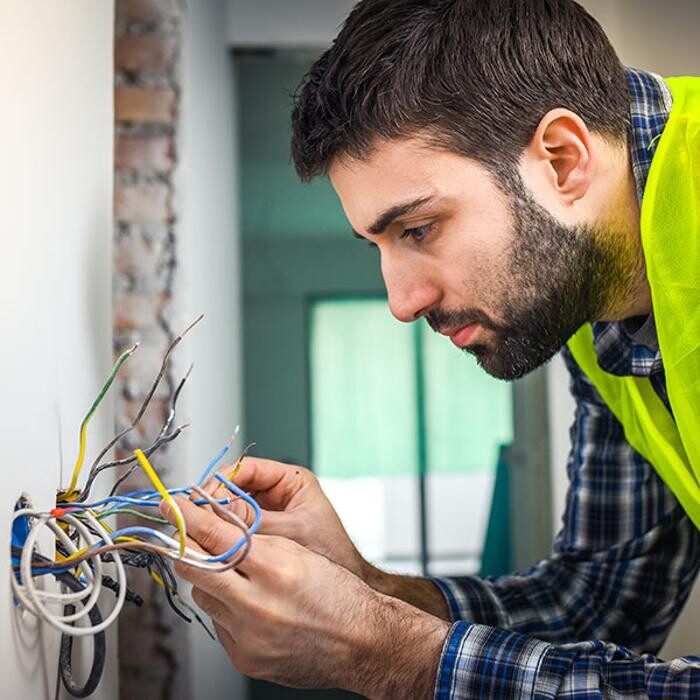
left=328, top=137, right=499, bottom=231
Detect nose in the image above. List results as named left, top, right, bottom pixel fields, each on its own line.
left=381, top=254, right=441, bottom=323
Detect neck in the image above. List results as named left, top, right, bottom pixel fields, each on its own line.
left=597, top=145, right=653, bottom=322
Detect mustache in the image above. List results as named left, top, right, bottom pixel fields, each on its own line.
left=425, top=307, right=500, bottom=335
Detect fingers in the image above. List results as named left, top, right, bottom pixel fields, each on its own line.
left=204, top=457, right=309, bottom=511
left=161, top=496, right=247, bottom=558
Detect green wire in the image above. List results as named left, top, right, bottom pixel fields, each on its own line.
left=95, top=508, right=168, bottom=526
left=64, top=343, right=139, bottom=499
left=80, top=344, right=138, bottom=433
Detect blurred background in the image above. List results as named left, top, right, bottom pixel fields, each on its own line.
left=2, top=1, right=698, bottom=699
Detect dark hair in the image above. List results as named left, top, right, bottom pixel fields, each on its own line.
left=291, top=0, right=629, bottom=183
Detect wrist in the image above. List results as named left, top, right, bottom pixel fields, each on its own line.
left=348, top=592, right=450, bottom=699
left=363, top=565, right=451, bottom=621
left=361, top=559, right=389, bottom=590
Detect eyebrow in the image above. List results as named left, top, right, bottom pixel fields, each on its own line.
left=364, top=195, right=435, bottom=236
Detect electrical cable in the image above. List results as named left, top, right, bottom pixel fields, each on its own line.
left=11, top=313, right=263, bottom=700
left=78, top=422, right=189, bottom=503
left=133, top=449, right=187, bottom=557
left=62, top=344, right=139, bottom=501
left=159, top=364, right=192, bottom=438
left=77, top=364, right=191, bottom=503
left=79, top=315, right=203, bottom=498
left=56, top=572, right=106, bottom=699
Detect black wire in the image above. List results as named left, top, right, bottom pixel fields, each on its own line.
left=13, top=548, right=107, bottom=698
left=76, top=422, right=187, bottom=502
left=149, top=557, right=191, bottom=624
left=159, top=367, right=191, bottom=438
left=107, top=462, right=139, bottom=498
left=83, top=317, right=202, bottom=484
left=101, top=575, right=143, bottom=607
left=55, top=572, right=106, bottom=699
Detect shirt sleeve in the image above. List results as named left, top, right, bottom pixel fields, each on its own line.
left=434, top=621, right=700, bottom=699
left=431, top=347, right=700, bottom=654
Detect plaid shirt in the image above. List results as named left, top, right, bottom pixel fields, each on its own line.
left=431, top=69, right=700, bottom=699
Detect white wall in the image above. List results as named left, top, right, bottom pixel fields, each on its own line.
left=0, top=1, right=116, bottom=698
left=179, top=1, right=245, bottom=698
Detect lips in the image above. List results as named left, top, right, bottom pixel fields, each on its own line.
left=446, top=323, right=479, bottom=348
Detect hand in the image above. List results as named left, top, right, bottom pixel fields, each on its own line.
left=203, top=456, right=371, bottom=580
left=163, top=497, right=450, bottom=698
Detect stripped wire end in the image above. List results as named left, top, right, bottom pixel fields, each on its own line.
left=214, top=440, right=256, bottom=495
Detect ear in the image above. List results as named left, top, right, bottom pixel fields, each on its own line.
left=521, top=108, right=594, bottom=205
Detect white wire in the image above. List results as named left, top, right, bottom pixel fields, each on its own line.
left=12, top=512, right=96, bottom=624
left=20, top=514, right=103, bottom=624
left=39, top=518, right=98, bottom=604
left=11, top=489, right=251, bottom=635
left=15, top=511, right=127, bottom=637
left=10, top=510, right=93, bottom=616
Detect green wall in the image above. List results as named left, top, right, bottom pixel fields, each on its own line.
left=236, top=51, right=350, bottom=240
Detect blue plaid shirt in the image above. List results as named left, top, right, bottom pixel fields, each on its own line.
left=431, top=69, right=700, bottom=699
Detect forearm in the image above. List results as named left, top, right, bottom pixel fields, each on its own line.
left=350, top=593, right=450, bottom=700
left=363, top=561, right=451, bottom=621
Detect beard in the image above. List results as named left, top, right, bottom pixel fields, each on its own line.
left=427, top=174, right=635, bottom=381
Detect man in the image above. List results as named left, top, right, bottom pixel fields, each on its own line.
left=163, top=1, right=700, bottom=696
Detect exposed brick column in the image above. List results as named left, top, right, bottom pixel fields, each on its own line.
left=113, top=1, right=188, bottom=697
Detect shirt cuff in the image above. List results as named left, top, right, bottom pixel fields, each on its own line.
left=431, top=576, right=497, bottom=622
left=434, top=621, right=550, bottom=700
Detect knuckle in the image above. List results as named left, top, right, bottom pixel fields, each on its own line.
left=197, top=521, right=230, bottom=555
left=274, top=556, right=302, bottom=589
left=192, top=588, right=216, bottom=614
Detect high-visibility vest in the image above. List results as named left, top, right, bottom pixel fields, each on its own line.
left=568, top=77, right=700, bottom=529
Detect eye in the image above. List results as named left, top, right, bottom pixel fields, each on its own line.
left=400, top=223, right=432, bottom=243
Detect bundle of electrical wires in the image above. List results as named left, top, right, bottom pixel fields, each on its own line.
left=10, top=316, right=261, bottom=698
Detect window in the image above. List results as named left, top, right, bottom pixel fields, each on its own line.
left=310, top=298, right=513, bottom=575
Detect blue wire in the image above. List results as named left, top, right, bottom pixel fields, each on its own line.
left=200, top=473, right=262, bottom=563
left=31, top=449, right=262, bottom=575
left=76, top=489, right=233, bottom=510
left=67, top=477, right=261, bottom=565
left=196, top=445, right=230, bottom=486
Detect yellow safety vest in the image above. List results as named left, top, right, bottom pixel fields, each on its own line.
left=568, top=76, right=700, bottom=529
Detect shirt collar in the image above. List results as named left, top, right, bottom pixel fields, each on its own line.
left=589, top=68, right=671, bottom=378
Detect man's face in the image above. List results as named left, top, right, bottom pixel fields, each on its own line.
left=329, top=137, right=624, bottom=380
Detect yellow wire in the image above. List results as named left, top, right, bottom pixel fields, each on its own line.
left=134, top=449, right=187, bottom=558
left=56, top=535, right=143, bottom=564
left=67, top=425, right=89, bottom=501
left=213, top=459, right=244, bottom=496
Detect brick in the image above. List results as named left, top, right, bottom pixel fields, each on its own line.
left=115, top=35, right=178, bottom=72
left=115, top=135, right=173, bottom=173
left=118, top=0, right=180, bottom=22
left=114, top=292, right=168, bottom=332
left=115, top=234, right=161, bottom=277
left=114, top=182, right=169, bottom=224
left=115, top=337, right=173, bottom=399
left=115, top=87, right=176, bottom=124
